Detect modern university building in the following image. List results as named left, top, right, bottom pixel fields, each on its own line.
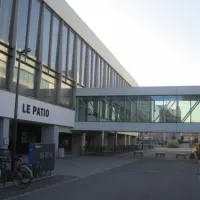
left=0, top=0, right=139, bottom=155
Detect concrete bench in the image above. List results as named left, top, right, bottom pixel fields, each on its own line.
left=155, top=152, right=166, bottom=158
left=176, top=153, right=187, bottom=159
left=134, top=151, right=144, bottom=157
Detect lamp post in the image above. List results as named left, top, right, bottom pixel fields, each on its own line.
left=11, top=48, right=31, bottom=173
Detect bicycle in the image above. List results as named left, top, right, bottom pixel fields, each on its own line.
left=0, top=153, right=33, bottom=189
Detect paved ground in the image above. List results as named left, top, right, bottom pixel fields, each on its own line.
left=1, top=149, right=200, bottom=200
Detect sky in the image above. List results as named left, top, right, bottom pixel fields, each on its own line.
left=66, top=0, right=200, bottom=86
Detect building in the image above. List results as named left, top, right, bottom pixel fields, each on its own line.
left=0, top=0, right=138, bottom=154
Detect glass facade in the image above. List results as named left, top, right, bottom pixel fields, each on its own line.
left=0, top=0, right=131, bottom=111
left=76, top=95, right=200, bottom=123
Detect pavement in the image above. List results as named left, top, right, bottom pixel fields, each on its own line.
left=0, top=147, right=200, bottom=200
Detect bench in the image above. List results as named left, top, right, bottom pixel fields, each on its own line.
left=176, top=153, right=187, bottom=159
left=155, top=152, right=166, bottom=158
left=134, top=151, right=144, bottom=157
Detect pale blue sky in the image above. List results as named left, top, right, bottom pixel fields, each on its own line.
left=66, top=0, right=200, bottom=86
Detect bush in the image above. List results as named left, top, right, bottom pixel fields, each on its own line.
left=168, top=141, right=180, bottom=148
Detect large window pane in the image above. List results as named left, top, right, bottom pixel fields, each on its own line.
left=42, top=7, right=51, bottom=65
left=177, top=96, right=191, bottom=123
left=81, top=42, right=86, bottom=86
left=60, top=82, right=73, bottom=108
left=17, top=0, right=29, bottom=50
left=191, top=96, right=200, bottom=122
left=107, top=66, right=111, bottom=87
left=90, top=52, right=96, bottom=88
left=163, top=96, right=177, bottom=123
left=61, top=25, right=68, bottom=75
left=0, top=53, right=7, bottom=88
left=13, top=61, right=35, bottom=97
left=67, top=30, right=75, bottom=79
left=29, top=0, right=40, bottom=57
left=151, top=96, right=164, bottom=122
left=76, top=37, right=81, bottom=84
left=103, top=63, right=108, bottom=87
left=50, top=15, right=59, bottom=70
left=39, top=73, right=56, bottom=103
left=87, top=48, right=92, bottom=87
left=0, top=0, right=13, bottom=43
left=95, top=56, right=100, bottom=88
left=100, top=60, right=104, bottom=88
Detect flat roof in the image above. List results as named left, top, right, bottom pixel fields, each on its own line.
left=44, top=0, right=138, bottom=86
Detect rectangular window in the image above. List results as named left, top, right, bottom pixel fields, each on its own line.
left=81, top=42, right=86, bottom=86
left=103, top=62, right=108, bottom=87
left=60, top=82, right=73, bottom=108
left=76, top=37, right=81, bottom=84
left=29, top=0, right=40, bottom=57
left=42, top=7, right=51, bottom=65
left=39, top=73, right=56, bottom=103
left=95, top=56, right=100, bottom=88
left=50, top=15, right=59, bottom=70
left=13, top=61, right=35, bottom=97
left=87, top=48, right=92, bottom=87
left=100, top=60, right=104, bottom=88
left=90, top=51, right=96, bottom=88
left=17, top=0, right=29, bottom=50
left=61, top=25, right=68, bottom=76
left=107, top=66, right=111, bottom=87
left=0, top=0, right=13, bottom=43
left=0, top=53, right=7, bottom=88
left=67, top=30, right=75, bottom=79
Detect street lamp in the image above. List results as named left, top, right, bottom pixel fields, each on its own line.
left=11, top=48, right=31, bottom=173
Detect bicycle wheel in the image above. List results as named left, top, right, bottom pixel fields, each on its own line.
left=12, top=165, right=33, bottom=189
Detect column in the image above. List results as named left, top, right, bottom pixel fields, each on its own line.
left=41, top=125, right=59, bottom=155
left=72, top=133, right=86, bottom=155
left=0, top=118, right=10, bottom=149
left=117, top=134, right=126, bottom=146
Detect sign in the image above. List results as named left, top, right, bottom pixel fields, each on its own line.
left=22, top=103, right=50, bottom=117
left=28, top=143, right=55, bottom=178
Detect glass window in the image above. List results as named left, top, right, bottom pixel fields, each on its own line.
left=95, top=56, right=100, bottom=88
left=90, top=51, right=96, bottom=88
left=39, top=73, right=56, bottom=103
left=107, top=66, right=111, bottom=87
left=100, top=60, right=104, bottom=88
left=163, top=96, right=177, bottom=123
left=61, top=25, right=68, bottom=75
left=13, top=61, right=35, bottom=97
left=0, top=53, right=7, bottom=88
left=67, top=30, right=75, bottom=79
left=76, top=37, right=81, bottom=84
left=81, top=42, right=86, bottom=86
left=87, top=48, right=92, bottom=87
left=177, top=96, right=191, bottom=123
left=29, top=0, right=40, bottom=57
left=17, top=0, right=29, bottom=50
left=60, top=82, right=73, bottom=108
left=190, top=96, right=200, bottom=122
left=42, top=7, right=51, bottom=65
left=103, top=63, right=108, bottom=87
left=0, top=0, right=13, bottom=43
left=151, top=96, right=164, bottom=122
left=50, top=15, right=59, bottom=70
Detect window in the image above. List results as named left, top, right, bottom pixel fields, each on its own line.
left=61, top=25, right=68, bottom=75
left=50, top=15, right=59, bottom=70
left=17, top=0, right=29, bottom=50
left=90, top=51, right=96, bottom=88
left=39, top=73, right=56, bottom=103
left=0, top=0, right=13, bottom=43
left=76, top=37, right=81, bottom=84
left=87, top=48, right=92, bottom=87
left=95, top=56, right=100, bottom=88
left=29, top=0, right=40, bottom=57
left=81, top=42, right=86, bottom=86
left=67, top=30, right=75, bottom=79
left=42, top=7, right=51, bottom=65
left=103, top=62, right=108, bottom=87
left=60, top=82, right=73, bottom=108
left=0, top=53, right=7, bottom=88
left=13, top=61, right=35, bottom=97
left=100, top=60, right=104, bottom=88
left=107, top=66, right=111, bottom=87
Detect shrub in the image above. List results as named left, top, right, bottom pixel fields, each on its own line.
left=168, top=141, right=180, bottom=148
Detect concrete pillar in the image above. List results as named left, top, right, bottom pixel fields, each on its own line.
left=0, top=118, right=10, bottom=149
left=93, top=131, right=105, bottom=146
left=72, top=133, right=86, bottom=155
left=127, top=135, right=131, bottom=145
left=41, top=125, right=59, bottom=155
left=117, top=134, right=126, bottom=146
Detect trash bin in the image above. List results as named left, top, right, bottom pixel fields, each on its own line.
left=58, top=148, right=65, bottom=158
